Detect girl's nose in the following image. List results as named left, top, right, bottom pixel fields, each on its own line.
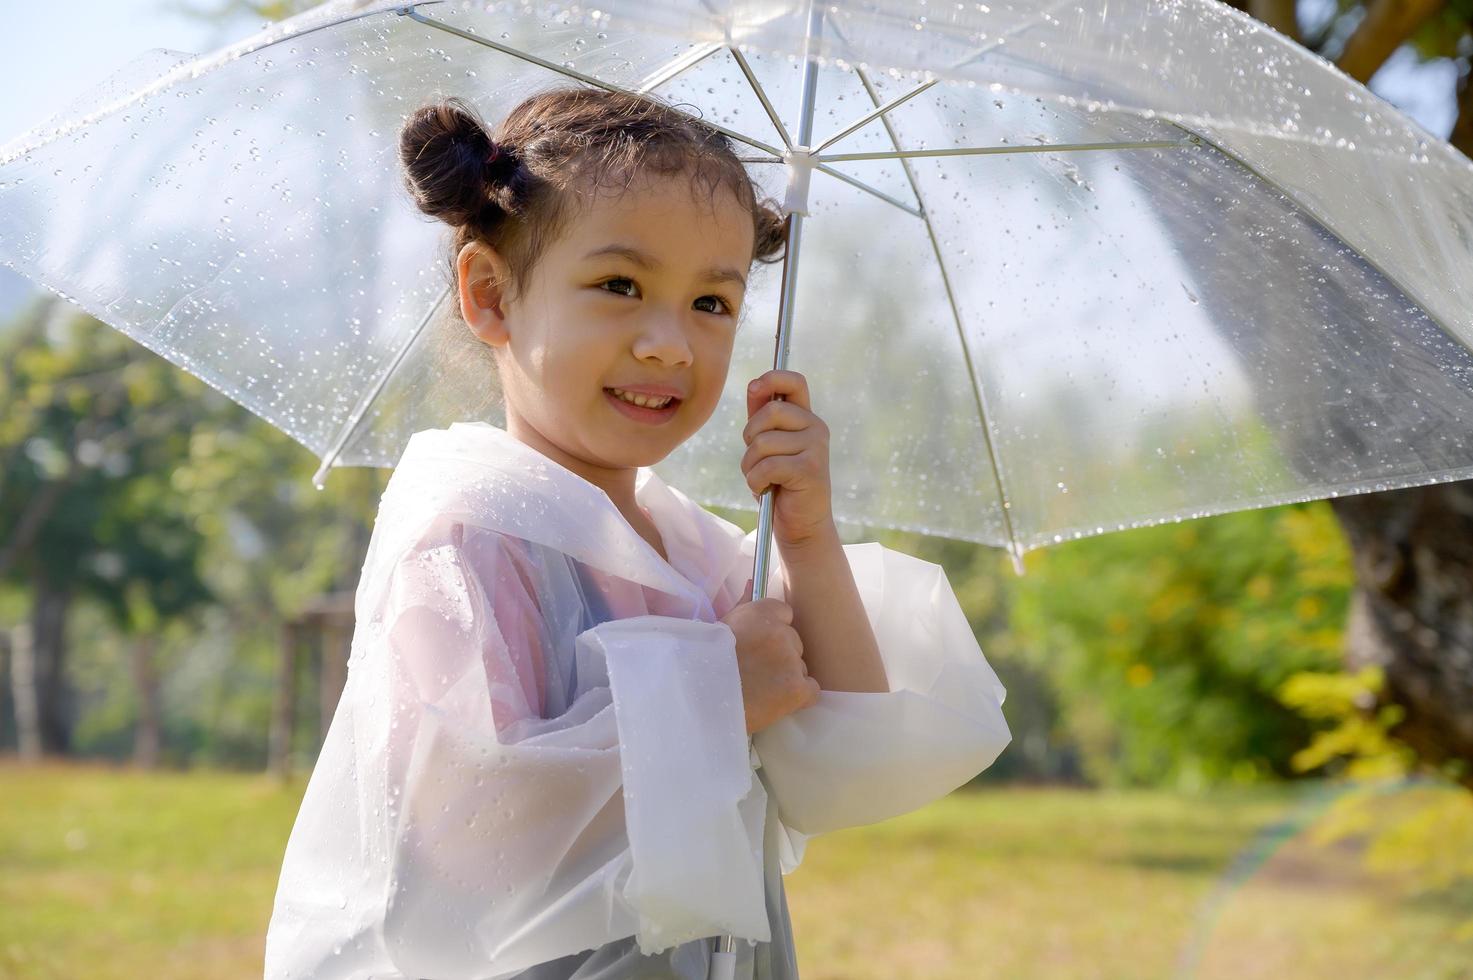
left=632, top=312, right=693, bottom=366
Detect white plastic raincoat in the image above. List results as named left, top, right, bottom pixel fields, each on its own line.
left=264, top=420, right=1011, bottom=979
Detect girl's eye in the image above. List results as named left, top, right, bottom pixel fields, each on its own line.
left=598, top=278, right=730, bottom=314
left=693, top=295, right=732, bottom=315
left=600, top=277, right=639, bottom=298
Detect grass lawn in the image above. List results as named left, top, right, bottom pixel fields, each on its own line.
left=1, top=760, right=1468, bottom=979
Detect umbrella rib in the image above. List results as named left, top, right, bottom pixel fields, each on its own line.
left=813, top=164, right=924, bottom=217
left=940, top=0, right=1082, bottom=74
left=312, top=284, right=451, bottom=488
left=808, top=0, right=1079, bottom=157
left=813, top=79, right=938, bottom=153
left=818, top=139, right=1196, bottom=162
left=738, top=155, right=925, bottom=218
left=1169, top=121, right=1473, bottom=360
left=635, top=41, right=724, bottom=93
left=728, top=45, right=795, bottom=150
left=854, top=65, right=1027, bottom=573
left=401, top=8, right=783, bottom=158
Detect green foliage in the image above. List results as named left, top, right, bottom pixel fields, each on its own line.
left=1276, top=663, right=1473, bottom=941
left=1276, top=664, right=1417, bottom=781
left=0, top=302, right=217, bottom=642
left=1408, top=3, right=1473, bottom=61
left=1308, top=783, right=1473, bottom=942
left=1007, top=501, right=1355, bottom=790
left=1, top=296, right=386, bottom=767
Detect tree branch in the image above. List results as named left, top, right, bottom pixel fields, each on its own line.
left=1336, top=0, right=1446, bottom=83
left=0, top=422, right=96, bottom=579
left=1451, top=59, right=1473, bottom=159
left=0, top=366, right=133, bottom=579
left=1248, top=0, right=1302, bottom=44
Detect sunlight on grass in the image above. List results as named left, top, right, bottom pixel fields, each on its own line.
left=0, top=760, right=306, bottom=980
left=1, top=761, right=1468, bottom=979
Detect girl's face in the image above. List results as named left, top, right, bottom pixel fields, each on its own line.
left=460, top=171, right=758, bottom=484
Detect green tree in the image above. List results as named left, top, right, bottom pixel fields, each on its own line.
left=0, top=299, right=215, bottom=759
left=1227, top=0, right=1473, bottom=154
left=1229, top=0, right=1473, bottom=826
left=1008, top=501, right=1355, bottom=790
left=1, top=290, right=384, bottom=767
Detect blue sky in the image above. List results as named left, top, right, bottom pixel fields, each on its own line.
left=0, top=1, right=271, bottom=316
left=0, top=2, right=271, bottom=143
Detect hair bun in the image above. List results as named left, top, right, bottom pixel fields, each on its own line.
left=399, top=96, right=512, bottom=228
left=483, top=139, right=520, bottom=187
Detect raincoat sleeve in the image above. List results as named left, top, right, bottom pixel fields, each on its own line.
left=368, top=516, right=767, bottom=977
left=742, top=539, right=1011, bottom=864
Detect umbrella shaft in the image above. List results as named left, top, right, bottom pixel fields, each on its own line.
left=718, top=6, right=823, bottom=976
left=751, top=210, right=805, bottom=601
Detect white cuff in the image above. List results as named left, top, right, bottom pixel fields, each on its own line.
left=576, top=615, right=770, bottom=953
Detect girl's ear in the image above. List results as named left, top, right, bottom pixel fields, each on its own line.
left=457, top=241, right=513, bottom=348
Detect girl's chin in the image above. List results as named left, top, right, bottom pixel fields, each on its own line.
left=612, top=430, right=679, bottom=460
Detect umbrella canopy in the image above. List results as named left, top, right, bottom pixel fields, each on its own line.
left=3, top=0, right=1472, bottom=574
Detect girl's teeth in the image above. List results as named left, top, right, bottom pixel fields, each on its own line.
left=612, top=388, right=671, bottom=409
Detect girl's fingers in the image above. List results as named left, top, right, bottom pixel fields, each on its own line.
left=742, top=398, right=825, bottom=446
left=746, top=453, right=819, bottom=497
left=746, top=455, right=777, bottom=496
left=746, top=369, right=811, bottom=420
left=740, top=428, right=809, bottom=473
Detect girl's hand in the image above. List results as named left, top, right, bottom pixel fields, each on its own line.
left=742, top=369, right=835, bottom=552
left=721, top=577, right=820, bottom=735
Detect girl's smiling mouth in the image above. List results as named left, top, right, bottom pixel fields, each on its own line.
left=604, top=386, right=682, bottom=424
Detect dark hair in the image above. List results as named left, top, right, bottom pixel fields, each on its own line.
left=399, top=87, right=788, bottom=411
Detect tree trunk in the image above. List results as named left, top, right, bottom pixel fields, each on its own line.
left=1451, top=63, right=1473, bottom=159
left=1336, top=0, right=1446, bottom=83
left=31, top=580, right=73, bottom=756
left=1248, top=0, right=1302, bottom=43
left=8, top=622, right=41, bottom=763
left=269, top=620, right=299, bottom=780
left=319, top=615, right=349, bottom=745
left=130, top=633, right=161, bottom=769
left=1205, top=0, right=1473, bottom=793
left=1329, top=486, right=1473, bottom=790
left=1218, top=0, right=1301, bottom=44
left=0, top=628, right=11, bottom=750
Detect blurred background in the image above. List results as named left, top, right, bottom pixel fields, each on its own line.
left=2, top=1, right=1472, bottom=978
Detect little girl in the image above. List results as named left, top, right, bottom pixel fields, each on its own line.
left=264, top=86, right=1011, bottom=980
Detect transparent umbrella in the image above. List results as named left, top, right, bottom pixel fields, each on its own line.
left=3, top=0, right=1473, bottom=581
left=5, top=0, right=1473, bottom=975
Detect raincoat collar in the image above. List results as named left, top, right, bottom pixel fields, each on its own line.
left=388, top=421, right=748, bottom=616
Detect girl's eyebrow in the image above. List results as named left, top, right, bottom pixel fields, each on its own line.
left=582, top=243, right=746, bottom=289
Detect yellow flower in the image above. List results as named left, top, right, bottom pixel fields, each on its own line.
left=1294, top=595, right=1324, bottom=622
left=1127, top=663, right=1154, bottom=687
left=1247, top=575, right=1273, bottom=601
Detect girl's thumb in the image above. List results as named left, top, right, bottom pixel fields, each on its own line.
left=739, top=576, right=754, bottom=604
